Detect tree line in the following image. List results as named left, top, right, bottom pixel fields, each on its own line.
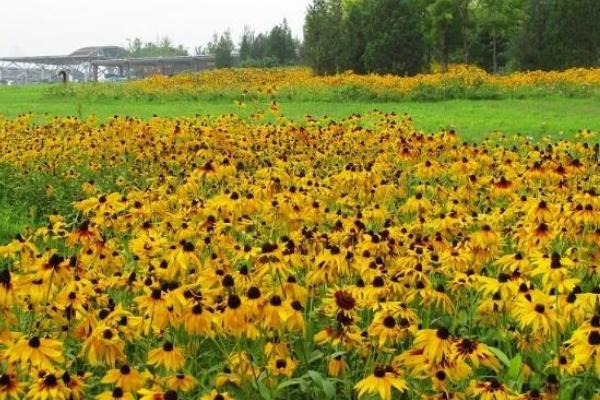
left=125, top=0, right=600, bottom=75
left=125, top=20, right=300, bottom=69
left=303, top=0, right=600, bottom=75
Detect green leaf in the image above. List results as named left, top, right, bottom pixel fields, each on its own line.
left=304, top=370, right=336, bottom=400
left=488, top=346, right=511, bottom=368
left=306, top=370, right=324, bottom=385
left=322, top=378, right=336, bottom=399
left=257, top=381, right=273, bottom=400
left=277, top=378, right=303, bottom=392
left=508, top=354, right=522, bottom=380
left=309, top=350, right=324, bottom=364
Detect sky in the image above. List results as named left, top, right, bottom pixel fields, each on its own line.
left=0, top=0, right=311, bottom=56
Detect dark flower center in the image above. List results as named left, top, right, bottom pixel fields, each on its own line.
left=436, top=327, right=450, bottom=340
left=383, top=316, right=396, bottom=328
left=559, top=356, right=567, bottom=365
left=534, top=304, right=545, bottom=313
left=291, top=300, right=303, bottom=311
left=163, top=341, right=174, bottom=351
left=222, top=275, right=234, bottom=287
left=120, top=365, right=131, bottom=374
left=372, top=276, right=384, bottom=287
left=373, top=366, right=386, bottom=378
left=0, top=269, right=10, bottom=286
left=151, top=288, right=162, bottom=300
left=164, top=390, right=178, bottom=400
left=227, top=294, right=241, bottom=309
left=588, top=331, right=600, bottom=345
left=270, top=295, right=282, bottom=306
left=459, top=338, right=477, bottom=353
left=28, top=336, right=41, bottom=348
left=247, top=287, right=261, bottom=299
left=44, top=374, right=58, bottom=387
left=489, top=378, right=501, bottom=390
left=276, top=359, right=287, bottom=369
left=334, top=290, right=356, bottom=310
left=112, top=387, right=124, bottom=398
left=192, top=304, right=203, bottom=314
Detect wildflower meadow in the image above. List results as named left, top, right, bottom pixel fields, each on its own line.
left=0, top=69, right=599, bottom=400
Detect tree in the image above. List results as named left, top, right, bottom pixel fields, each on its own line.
left=303, top=0, right=345, bottom=75
left=545, top=0, right=600, bottom=69
left=237, top=21, right=299, bottom=67
left=207, top=31, right=235, bottom=68
left=421, top=0, right=462, bottom=72
left=511, top=0, right=553, bottom=70
left=125, top=36, right=188, bottom=58
left=476, top=0, right=525, bottom=72
left=268, top=19, right=297, bottom=65
left=361, top=0, right=427, bottom=75
left=455, top=0, right=478, bottom=64
left=239, top=26, right=255, bottom=61
left=341, top=0, right=368, bottom=73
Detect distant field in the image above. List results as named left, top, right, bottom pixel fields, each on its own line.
left=1, top=84, right=600, bottom=140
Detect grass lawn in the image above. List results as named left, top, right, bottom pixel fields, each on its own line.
left=1, top=84, right=600, bottom=140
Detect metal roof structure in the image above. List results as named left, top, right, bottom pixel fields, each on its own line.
left=0, top=46, right=127, bottom=66
left=0, top=46, right=217, bottom=84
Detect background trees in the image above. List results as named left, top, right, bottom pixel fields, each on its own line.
left=303, top=0, right=600, bottom=75
left=361, top=0, right=426, bottom=75
left=203, top=31, right=235, bottom=68
left=238, top=20, right=300, bottom=67
left=126, top=36, right=188, bottom=58
left=126, top=0, right=600, bottom=75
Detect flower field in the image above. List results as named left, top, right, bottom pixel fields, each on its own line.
left=48, top=65, right=600, bottom=102
left=0, top=109, right=599, bottom=400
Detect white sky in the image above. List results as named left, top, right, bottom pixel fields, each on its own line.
left=0, top=0, right=310, bottom=56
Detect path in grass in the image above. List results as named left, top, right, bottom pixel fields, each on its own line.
left=1, top=85, right=600, bottom=140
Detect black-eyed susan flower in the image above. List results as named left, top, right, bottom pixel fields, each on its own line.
left=8, top=336, right=63, bottom=369
left=165, top=372, right=197, bottom=392
left=101, top=364, right=150, bottom=392
left=147, top=341, right=185, bottom=371
left=0, top=373, right=21, bottom=399
left=354, top=366, right=407, bottom=400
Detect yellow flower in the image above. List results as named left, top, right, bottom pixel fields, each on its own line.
left=354, top=366, right=407, bottom=400
left=165, top=373, right=197, bottom=392
left=8, top=336, right=63, bottom=369
left=147, top=341, right=185, bottom=371
left=101, top=365, right=150, bottom=392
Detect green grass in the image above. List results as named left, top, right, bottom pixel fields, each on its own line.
left=1, top=84, right=600, bottom=139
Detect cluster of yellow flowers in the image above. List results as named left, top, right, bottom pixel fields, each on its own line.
left=0, top=111, right=599, bottom=399
left=117, top=65, right=600, bottom=98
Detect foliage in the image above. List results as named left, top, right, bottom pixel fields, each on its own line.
left=205, top=31, right=235, bottom=68
left=304, top=0, right=600, bottom=74
left=125, top=36, right=189, bottom=58
left=361, top=0, right=427, bottom=75
left=238, top=21, right=300, bottom=67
